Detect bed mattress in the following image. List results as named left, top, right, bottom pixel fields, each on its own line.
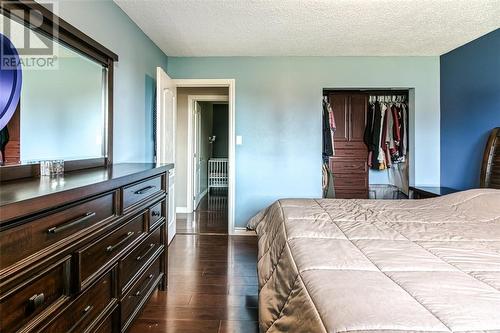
left=248, top=189, right=500, bottom=333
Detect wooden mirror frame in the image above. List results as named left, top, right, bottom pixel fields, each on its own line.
left=0, top=0, right=118, bottom=181
left=480, top=127, right=500, bottom=189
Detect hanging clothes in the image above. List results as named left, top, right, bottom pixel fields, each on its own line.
left=365, top=96, right=408, bottom=171
left=366, top=101, right=382, bottom=169
left=326, top=98, right=336, bottom=156
left=377, top=103, right=387, bottom=169
left=322, top=162, right=335, bottom=198
left=322, top=98, right=333, bottom=163
left=322, top=96, right=337, bottom=198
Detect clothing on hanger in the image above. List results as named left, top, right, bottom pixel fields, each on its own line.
left=325, top=97, right=336, bottom=156
left=364, top=96, right=408, bottom=170
left=322, top=97, right=333, bottom=162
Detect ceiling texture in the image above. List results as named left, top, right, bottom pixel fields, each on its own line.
left=114, top=0, right=500, bottom=56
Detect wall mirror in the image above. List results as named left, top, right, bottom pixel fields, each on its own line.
left=0, top=1, right=117, bottom=175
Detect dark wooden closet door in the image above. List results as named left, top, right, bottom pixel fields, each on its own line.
left=329, top=94, right=349, bottom=142
left=349, top=94, right=367, bottom=142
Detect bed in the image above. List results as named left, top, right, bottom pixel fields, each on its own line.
left=248, top=127, right=500, bottom=333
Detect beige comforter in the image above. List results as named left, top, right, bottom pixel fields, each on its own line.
left=248, top=189, right=500, bottom=333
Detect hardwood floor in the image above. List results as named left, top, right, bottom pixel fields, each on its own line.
left=130, top=191, right=258, bottom=333
left=177, top=192, right=228, bottom=235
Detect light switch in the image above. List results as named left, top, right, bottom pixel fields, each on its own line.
left=236, top=136, right=243, bottom=145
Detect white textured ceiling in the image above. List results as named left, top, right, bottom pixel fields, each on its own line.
left=114, top=0, right=500, bottom=56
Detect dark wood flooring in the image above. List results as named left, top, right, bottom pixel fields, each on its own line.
left=177, top=192, right=228, bottom=235
left=130, top=191, right=258, bottom=333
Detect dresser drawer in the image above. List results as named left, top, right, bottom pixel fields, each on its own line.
left=76, top=213, right=147, bottom=290
left=40, top=270, right=114, bottom=333
left=121, top=256, right=161, bottom=330
left=334, top=141, right=367, bottom=150
left=0, top=257, right=70, bottom=333
left=333, top=149, right=367, bottom=159
left=330, top=160, right=367, bottom=173
left=119, top=225, right=163, bottom=294
left=0, top=192, right=116, bottom=272
left=92, top=308, right=115, bottom=333
left=334, top=173, right=368, bottom=189
left=148, top=201, right=165, bottom=231
left=122, top=176, right=163, bottom=210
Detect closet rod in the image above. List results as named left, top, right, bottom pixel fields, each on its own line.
left=323, top=89, right=409, bottom=97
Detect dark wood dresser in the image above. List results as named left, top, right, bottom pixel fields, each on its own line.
left=0, top=163, right=173, bottom=333
left=328, top=92, right=369, bottom=199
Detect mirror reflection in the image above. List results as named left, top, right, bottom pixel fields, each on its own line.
left=0, top=13, right=106, bottom=166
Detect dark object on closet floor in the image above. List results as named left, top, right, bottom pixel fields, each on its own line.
left=480, top=127, right=500, bottom=189
left=0, top=163, right=172, bottom=333
left=409, top=186, right=458, bottom=199
left=327, top=92, right=369, bottom=199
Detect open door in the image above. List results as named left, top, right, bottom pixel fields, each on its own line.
left=193, top=101, right=203, bottom=209
left=156, top=67, right=176, bottom=245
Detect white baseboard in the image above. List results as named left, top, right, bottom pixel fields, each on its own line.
left=233, top=227, right=257, bottom=236
left=176, top=206, right=190, bottom=214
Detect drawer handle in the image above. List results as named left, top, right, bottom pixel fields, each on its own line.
left=151, top=210, right=161, bottom=217
left=106, top=231, right=135, bottom=253
left=134, top=185, right=156, bottom=195
left=47, top=212, right=96, bottom=234
left=136, top=243, right=155, bottom=262
left=133, top=274, right=154, bottom=297
left=27, top=293, right=45, bottom=313
left=68, top=305, right=94, bottom=333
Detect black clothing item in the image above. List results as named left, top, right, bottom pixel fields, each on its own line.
left=370, top=102, right=382, bottom=169
left=364, top=103, right=376, bottom=151
left=322, top=100, right=333, bottom=163
left=399, top=106, right=405, bottom=158
left=0, top=126, right=10, bottom=165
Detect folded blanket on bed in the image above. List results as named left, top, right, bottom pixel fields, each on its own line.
left=248, top=189, right=500, bottom=333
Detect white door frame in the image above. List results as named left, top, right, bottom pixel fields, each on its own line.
left=174, top=79, right=236, bottom=235
left=187, top=95, right=229, bottom=212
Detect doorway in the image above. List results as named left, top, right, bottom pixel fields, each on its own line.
left=173, top=84, right=233, bottom=235
left=156, top=72, right=236, bottom=239
left=188, top=96, right=229, bottom=211
left=182, top=99, right=229, bottom=235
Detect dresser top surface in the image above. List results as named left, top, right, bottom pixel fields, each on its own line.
left=0, top=163, right=174, bottom=210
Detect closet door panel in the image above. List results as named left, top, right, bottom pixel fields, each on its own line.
left=334, top=173, right=368, bottom=189
left=335, top=190, right=368, bottom=199
left=329, top=94, right=348, bottom=142
left=349, top=94, right=367, bottom=142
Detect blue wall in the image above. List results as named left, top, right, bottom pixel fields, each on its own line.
left=168, top=57, right=441, bottom=227
left=57, top=0, right=169, bottom=163
left=441, top=29, right=500, bottom=189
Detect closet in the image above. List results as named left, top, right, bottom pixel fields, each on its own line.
left=322, top=90, right=409, bottom=200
